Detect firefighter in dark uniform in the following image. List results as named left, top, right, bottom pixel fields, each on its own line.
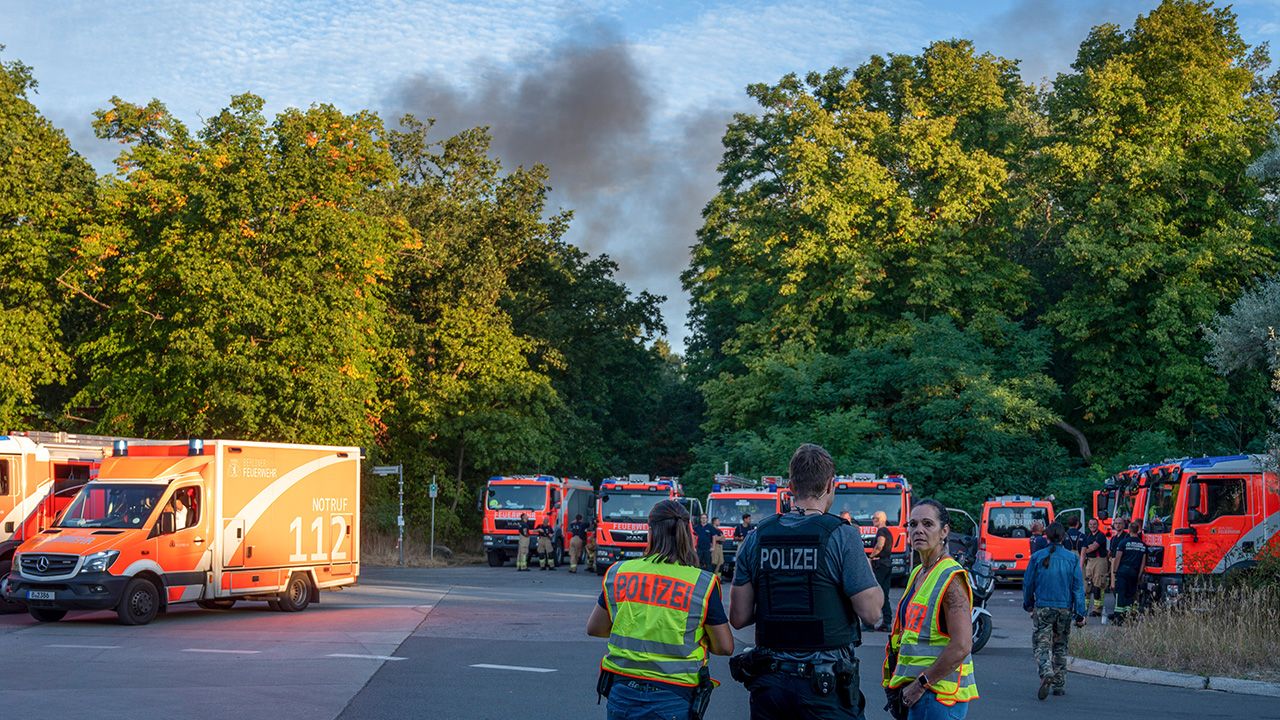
left=729, top=443, right=885, bottom=719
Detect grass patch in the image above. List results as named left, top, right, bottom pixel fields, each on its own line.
left=360, top=530, right=484, bottom=568
left=1070, top=585, right=1280, bottom=683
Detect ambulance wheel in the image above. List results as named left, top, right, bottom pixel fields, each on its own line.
left=29, top=607, right=66, bottom=623
left=197, top=599, right=237, bottom=610
left=117, top=578, right=160, bottom=625
left=278, top=574, right=311, bottom=612
left=487, top=551, right=505, bottom=567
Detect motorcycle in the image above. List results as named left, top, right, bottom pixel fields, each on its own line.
left=947, top=508, right=995, bottom=654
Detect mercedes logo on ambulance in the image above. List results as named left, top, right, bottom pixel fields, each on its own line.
left=35, top=556, right=49, bottom=573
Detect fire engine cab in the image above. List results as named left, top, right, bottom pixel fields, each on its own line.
left=481, top=475, right=594, bottom=567
left=1140, top=454, right=1278, bottom=601
left=830, top=474, right=913, bottom=580
left=980, top=495, right=1055, bottom=581
left=705, top=475, right=788, bottom=577
left=594, top=477, right=682, bottom=574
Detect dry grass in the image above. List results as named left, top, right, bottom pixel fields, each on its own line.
left=360, top=530, right=485, bottom=568
left=1070, top=585, right=1280, bottom=683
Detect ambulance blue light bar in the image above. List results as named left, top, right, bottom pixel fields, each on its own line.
left=113, top=440, right=128, bottom=457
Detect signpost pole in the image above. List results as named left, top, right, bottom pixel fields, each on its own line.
left=430, top=475, right=438, bottom=561
left=372, top=465, right=406, bottom=567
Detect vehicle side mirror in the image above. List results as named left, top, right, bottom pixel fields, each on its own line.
left=1174, top=527, right=1196, bottom=537
left=1186, top=483, right=1201, bottom=510
left=159, top=511, right=175, bottom=535
left=552, top=501, right=561, bottom=510
left=600, top=495, right=609, bottom=503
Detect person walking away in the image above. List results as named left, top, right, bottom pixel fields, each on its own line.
left=537, top=518, right=557, bottom=571
left=587, top=499, right=733, bottom=719
left=695, top=514, right=717, bottom=571
left=1064, top=517, right=1085, bottom=562
left=516, top=513, right=532, bottom=572
left=865, top=511, right=893, bottom=633
left=1023, top=522, right=1086, bottom=700
left=1081, top=518, right=1109, bottom=617
left=730, top=443, right=884, bottom=720
left=569, top=514, right=589, bottom=573
left=1029, top=521, right=1048, bottom=555
left=1109, top=519, right=1145, bottom=624
left=710, top=517, right=726, bottom=575
left=883, top=499, right=979, bottom=719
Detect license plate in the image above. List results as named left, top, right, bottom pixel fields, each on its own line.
left=27, top=591, right=55, bottom=601
left=623, top=551, right=642, bottom=557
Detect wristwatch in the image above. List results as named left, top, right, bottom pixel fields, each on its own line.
left=916, top=673, right=931, bottom=688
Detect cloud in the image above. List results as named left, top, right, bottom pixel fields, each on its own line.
left=389, top=26, right=732, bottom=346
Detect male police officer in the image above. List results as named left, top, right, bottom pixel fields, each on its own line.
left=730, top=443, right=884, bottom=719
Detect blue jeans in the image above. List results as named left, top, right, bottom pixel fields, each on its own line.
left=908, top=692, right=968, bottom=720
left=606, top=679, right=692, bottom=720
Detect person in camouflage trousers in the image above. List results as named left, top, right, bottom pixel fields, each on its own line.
left=1023, top=523, right=1086, bottom=700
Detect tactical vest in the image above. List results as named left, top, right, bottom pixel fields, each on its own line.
left=883, top=557, right=979, bottom=705
left=601, top=556, right=717, bottom=687
left=753, top=512, right=857, bottom=651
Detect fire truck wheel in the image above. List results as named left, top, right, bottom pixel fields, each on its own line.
left=117, top=578, right=160, bottom=625
left=554, top=540, right=565, bottom=567
left=486, top=551, right=505, bottom=568
left=197, top=599, right=237, bottom=610
left=29, top=607, right=66, bottom=623
left=278, top=574, right=311, bottom=612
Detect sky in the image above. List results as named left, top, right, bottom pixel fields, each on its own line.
left=3, top=0, right=1279, bottom=351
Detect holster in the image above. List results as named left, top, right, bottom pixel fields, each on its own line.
left=690, top=666, right=714, bottom=720
left=595, top=668, right=615, bottom=704
left=835, top=657, right=863, bottom=712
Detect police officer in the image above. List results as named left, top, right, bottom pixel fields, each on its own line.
left=730, top=443, right=884, bottom=719
left=568, top=514, right=588, bottom=573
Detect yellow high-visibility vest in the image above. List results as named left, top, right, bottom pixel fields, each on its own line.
left=600, top=556, right=717, bottom=687
left=883, top=557, right=979, bottom=705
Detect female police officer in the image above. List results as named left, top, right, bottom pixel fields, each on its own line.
left=884, top=499, right=978, bottom=719
left=587, top=499, right=733, bottom=719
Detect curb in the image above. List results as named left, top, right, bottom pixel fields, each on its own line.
left=1066, top=657, right=1280, bottom=697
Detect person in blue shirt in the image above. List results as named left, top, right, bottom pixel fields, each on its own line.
left=1023, top=522, right=1086, bottom=701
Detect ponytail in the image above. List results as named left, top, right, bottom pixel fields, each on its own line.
left=1042, top=521, right=1066, bottom=568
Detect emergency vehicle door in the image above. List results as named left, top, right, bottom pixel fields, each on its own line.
left=1180, top=475, right=1251, bottom=573
left=329, top=514, right=353, bottom=577
left=223, top=519, right=245, bottom=568
left=154, top=483, right=212, bottom=603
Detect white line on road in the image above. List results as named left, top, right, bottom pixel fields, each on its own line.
left=326, top=653, right=407, bottom=661
left=45, top=644, right=120, bottom=650
left=470, top=663, right=557, bottom=673
left=182, top=648, right=261, bottom=654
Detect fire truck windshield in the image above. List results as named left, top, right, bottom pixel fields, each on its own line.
left=831, top=489, right=902, bottom=525
left=707, top=498, right=777, bottom=525
left=601, top=491, right=667, bottom=521
left=1144, top=480, right=1181, bottom=531
left=986, top=507, right=1048, bottom=538
left=486, top=484, right=547, bottom=511
left=57, top=484, right=166, bottom=529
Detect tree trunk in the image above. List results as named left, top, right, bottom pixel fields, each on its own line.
left=1054, top=420, right=1092, bottom=461
left=450, top=440, right=465, bottom=513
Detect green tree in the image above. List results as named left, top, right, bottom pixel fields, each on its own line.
left=65, top=94, right=400, bottom=443
left=684, top=40, right=1040, bottom=384
left=0, top=50, right=94, bottom=427
left=1042, top=0, right=1279, bottom=448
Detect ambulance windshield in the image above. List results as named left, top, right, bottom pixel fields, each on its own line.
left=601, top=491, right=667, bottom=521
left=486, top=484, right=547, bottom=511
left=57, top=484, right=166, bottom=529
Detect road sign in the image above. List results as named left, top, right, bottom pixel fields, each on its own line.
left=429, top=483, right=439, bottom=499
left=372, top=465, right=402, bottom=476
left=397, top=515, right=405, bottom=527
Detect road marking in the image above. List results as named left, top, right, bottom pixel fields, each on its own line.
left=46, top=644, right=120, bottom=650
left=327, top=653, right=406, bottom=661
left=182, top=648, right=261, bottom=654
left=470, top=663, right=557, bottom=673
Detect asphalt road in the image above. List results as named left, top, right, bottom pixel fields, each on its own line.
left=0, top=565, right=1275, bottom=719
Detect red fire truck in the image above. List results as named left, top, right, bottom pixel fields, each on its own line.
left=831, top=474, right=913, bottom=580
left=481, top=475, right=594, bottom=567
left=1139, top=454, right=1278, bottom=601
left=979, top=495, right=1055, bottom=582
left=593, top=477, right=682, bottom=574
left=705, top=475, right=788, bottom=577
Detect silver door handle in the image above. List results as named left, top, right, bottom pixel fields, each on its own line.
left=193, top=537, right=205, bottom=544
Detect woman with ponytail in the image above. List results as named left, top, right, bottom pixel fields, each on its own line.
left=1022, top=522, right=1087, bottom=701
left=587, top=499, right=733, bottom=719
